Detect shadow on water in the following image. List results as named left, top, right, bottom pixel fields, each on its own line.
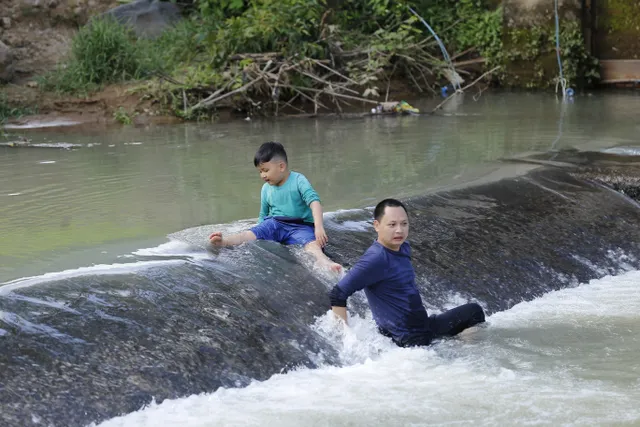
left=2, top=150, right=640, bottom=426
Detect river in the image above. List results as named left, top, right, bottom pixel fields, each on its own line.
left=1, top=91, right=639, bottom=427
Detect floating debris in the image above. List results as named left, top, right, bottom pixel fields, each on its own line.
left=0, top=138, right=81, bottom=150
left=370, top=100, right=420, bottom=115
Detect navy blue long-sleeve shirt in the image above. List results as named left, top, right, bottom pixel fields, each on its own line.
left=329, top=241, right=430, bottom=341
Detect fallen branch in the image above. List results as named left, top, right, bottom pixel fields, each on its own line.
left=405, top=65, right=423, bottom=93
left=288, top=87, right=330, bottom=111
left=189, top=61, right=277, bottom=112
left=282, top=85, right=380, bottom=105
left=293, top=66, right=360, bottom=95
left=273, top=63, right=285, bottom=116
left=460, top=66, right=501, bottom=91
left=310, top=59, right=359, bottom=85
left=385, top=63, right=398, bottom=102
left=452, top=57, right=487, bottom=67
left=431, top=66, right=500, bottom=113
left=174, top=25, right=489, bottom=117
left=280, top=93, right=306, bottom=114
left=189, top=76, right=264, bottom=112
left=182, top=89, right=187, bottom=112
left=450, top=47, right=477, bottom=61
left=229, top=52, right=280, bottom=61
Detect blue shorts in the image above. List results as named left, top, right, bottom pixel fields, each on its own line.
left=250, top=217, right=316, bottom=246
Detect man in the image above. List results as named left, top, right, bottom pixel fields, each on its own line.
left=329, top=198, right=485, bottom=347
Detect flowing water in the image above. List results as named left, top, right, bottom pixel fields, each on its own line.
left=1, top=91, right=640, bottom=427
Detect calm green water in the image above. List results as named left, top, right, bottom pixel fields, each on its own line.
left=1, top=91, right=639, bottom=282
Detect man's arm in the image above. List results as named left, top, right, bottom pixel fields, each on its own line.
left=329, top=247, right=384, bottom=325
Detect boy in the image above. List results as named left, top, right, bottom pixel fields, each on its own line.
left=209, top=141, right=342, bottom=273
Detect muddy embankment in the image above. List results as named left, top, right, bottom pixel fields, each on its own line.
left=0, top=0, right=189, bottom=129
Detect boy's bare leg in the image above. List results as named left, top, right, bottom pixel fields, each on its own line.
left=304, top=241, right=343, bottom=273
left=209, top=231, right=257, bottom=247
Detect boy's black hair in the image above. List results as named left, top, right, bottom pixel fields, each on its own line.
left=374, top=198, right=408, bottom=221
left=254, top=141, right=288, bottom=167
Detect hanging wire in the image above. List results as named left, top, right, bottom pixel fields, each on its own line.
left=554, top=0, right=567, bottom=99
left=408, top=7, right=461, bottom=92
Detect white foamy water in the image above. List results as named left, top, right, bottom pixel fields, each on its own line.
left=602, top=146, right=640, bottom=156
left=3, top=119, right=82, bottom=129
left=94, top=270, right=640, bottom=427
left=0, top=259, right=187, bottom=295
left=133, top=240, right=210, bottom=261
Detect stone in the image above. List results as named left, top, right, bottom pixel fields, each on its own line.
left=1, top=17, right=11, bottom=29
left=0, top=40, right=14, bottom=83
left=101, top=0, right=182, bottom=39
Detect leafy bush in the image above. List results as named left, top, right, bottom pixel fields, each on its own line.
left=40, top=17, right=152, bottom=93
left=208, top=0, right=324, bottom=62
left=0, top=95, right=36, bottom=124
left=412, top=0, right=503, bottom=65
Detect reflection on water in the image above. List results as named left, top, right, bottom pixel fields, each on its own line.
left=1, top=91, right=639, bottom=281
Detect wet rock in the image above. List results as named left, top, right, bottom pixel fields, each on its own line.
left=102, top=0, right=182, bottom=39
left=572, top=166, right=640, bottom=203
left=0, top=40, right=14, bottom=82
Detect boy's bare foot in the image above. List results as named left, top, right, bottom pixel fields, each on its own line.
left=304, top=241, right=343, bottom=274
left=319, top=259, right=343, bottom=274
left=209, top=231, right=223, bottom=246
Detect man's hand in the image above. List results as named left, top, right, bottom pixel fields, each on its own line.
left=315, top=225, right=328, bottom=247
left=331, top=306, right=348, bottom=325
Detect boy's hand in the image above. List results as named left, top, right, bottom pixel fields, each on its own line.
left=315, top=225, right=328, bottom=247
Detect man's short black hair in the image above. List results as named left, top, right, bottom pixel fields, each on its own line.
left=254, top=141, right=288, bottom=167
left=374, top=198, right=408, bottom=221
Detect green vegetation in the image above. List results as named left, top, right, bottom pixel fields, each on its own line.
left=0, top=95, right=37, bottom=125
left=113, top=107, right=134, bottom=125
left=599, top=0, right=640, bottom=33
left=414, top=0, right=503, bottom=67
left=504, top=21, right=599, bottom=89
left=559, top=21, right=600, bottom=88
left=36, top=0, right=598, bottom=117
left=39, top=17, right=154, bottom=94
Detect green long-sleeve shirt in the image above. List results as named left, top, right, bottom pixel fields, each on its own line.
left=258, top=171, right=320, bottom=224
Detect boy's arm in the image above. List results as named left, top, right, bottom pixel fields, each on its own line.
left=297, top=175, right=327, bottom=245
left=297, top=173, right=321, bottom=207
left=309, top=201, right=328, bottom=247
left=258, top=184, right=269, bottom=223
